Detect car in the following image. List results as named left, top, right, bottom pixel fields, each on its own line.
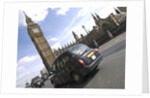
left=41, top=73, right=48, bottom=81
left=50, top=44, right=103, bottom=87
left=31, top=76, right=44, bottom=88
left=25, top=82, right=31, bottom=88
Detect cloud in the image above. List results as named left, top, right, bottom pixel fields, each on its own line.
left=56, top=8, right=69, bottom=15
left=76, top=8, right=92, bottom=18
left=17, top=71, right=31, bottom=83
left=18, top=55, right=40, bottom=67
left=17, top=55, right=40, bottom=78
left=51, top=42, right=61, bottom=50
left=97, top=7, right=115, bottom=18
left=63, top=8, right=94, bottom=36
left=48, top=37, right=58, bottom=42
left=16, top=65, right=42, bottom=88
left=65, top=8, right=101, bottom=29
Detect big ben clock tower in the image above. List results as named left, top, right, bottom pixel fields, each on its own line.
left=24, top=12, right=55, bottom=71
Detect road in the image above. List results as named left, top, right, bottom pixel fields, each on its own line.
left=43, top=32, right=126, bottom=88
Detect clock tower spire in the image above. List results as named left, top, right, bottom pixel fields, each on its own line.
left=23, top=11, right=33, bottom=24
left=24, top=12, right=56, bottom=71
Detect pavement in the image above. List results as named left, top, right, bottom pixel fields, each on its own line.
left=42, top=32, right=126, bottom=88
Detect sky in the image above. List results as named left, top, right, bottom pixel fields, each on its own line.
left=17, top=6, right=116, bottom=87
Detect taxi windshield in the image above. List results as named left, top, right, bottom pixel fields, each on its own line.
left=69, top=44, right=89, bottom=55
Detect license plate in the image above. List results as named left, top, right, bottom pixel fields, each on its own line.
left=87, top=52, right=94, bottom=58
left=91, top=55, right=96, bottom=60
left=37, top=81, right=40, bottom=85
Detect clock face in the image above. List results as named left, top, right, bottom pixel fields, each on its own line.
left=32, top=28, right=40, bottom=34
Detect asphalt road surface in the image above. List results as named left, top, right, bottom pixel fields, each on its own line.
left=43, top=33, right=126, bottom=88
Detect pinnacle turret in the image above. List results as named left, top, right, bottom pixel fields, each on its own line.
left=23, top=11, right=33, bottom=24
left=91, top=13, right=96, bottom=20
left=114, top=8, right=121, bottom=14
left=95, top=13, right=101, bottom=20
left=82, top=25, right=89, bottom=34
left=72, top=31, right=79, bottom=41
left=91, top=13, right=99, bottom=26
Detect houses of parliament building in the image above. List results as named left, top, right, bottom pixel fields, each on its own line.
left=24, top=7, right=126, bottom=71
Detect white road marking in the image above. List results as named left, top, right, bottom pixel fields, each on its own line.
left=115, top=37, right=122, bottom=42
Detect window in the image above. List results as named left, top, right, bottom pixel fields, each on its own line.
left=69, top=44, right=89, bottom=55
left=59, top=60, right=63, bottom=69
left=62, top=55, right=69, bottom=67
left=52, top=64, right=56, bottom=71
left=55, top=61, right=60, bottom=70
